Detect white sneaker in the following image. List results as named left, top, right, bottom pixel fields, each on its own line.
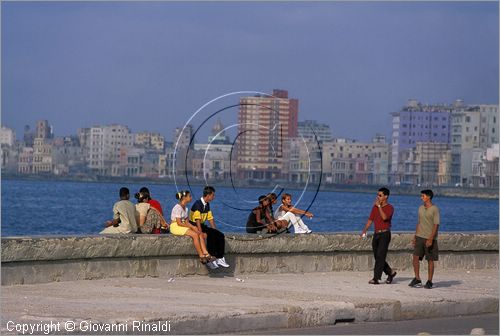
left=306, top=229, right=312, bottom=234
left=216, top=257, right=230, bottom=268
left=206, top=261, right=219, bottom=269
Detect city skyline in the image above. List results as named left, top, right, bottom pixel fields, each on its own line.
left=2, top=2, right=499, bottom=142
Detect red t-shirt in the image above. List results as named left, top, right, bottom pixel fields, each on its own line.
left=369, top=204, right=394, bottom=231
left=148, top=199, right=163, bottom=234
left=148, top=199, right=163, bottom=215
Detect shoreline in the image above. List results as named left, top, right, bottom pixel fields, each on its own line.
left=3, top=173, right=498, bottom=200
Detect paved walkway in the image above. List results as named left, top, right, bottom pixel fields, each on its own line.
left=1, top=269, right=498, bottom=334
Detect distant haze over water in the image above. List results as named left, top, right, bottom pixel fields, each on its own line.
left=1, top=179, right=498, bottom=236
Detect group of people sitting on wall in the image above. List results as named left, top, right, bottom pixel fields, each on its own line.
left=101, top=186, right=314, bottom=267
left=246, top=192, right=313, bottom=234
left=100, top=186, right=229, bottom=269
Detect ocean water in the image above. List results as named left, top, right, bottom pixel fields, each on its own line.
left=1, top=179, right=498, bottom=236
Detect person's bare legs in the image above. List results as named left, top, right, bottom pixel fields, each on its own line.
left=185, top=229, right=207, bottom=257
left=413, top=255, right=421, bottom=280
left=428, top=260, right=434, bottom=282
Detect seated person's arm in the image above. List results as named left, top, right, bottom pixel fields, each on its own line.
left=282, top=204, right=313, bottom=218
left=264, top=208, right=274, bottom=223
left=139, top=215, right=146, bottom=227
left=159, top=213, right=169, bottom=230
left=105, top=218, right=120, bottom=227
left=255, top=209, right=267, bottom=227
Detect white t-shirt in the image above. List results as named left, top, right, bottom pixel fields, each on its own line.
left=275, top=205, right=286, bottom=219
left=171, top=204, right=188, bottom=223
left=136, top=203, right=150, bottom=218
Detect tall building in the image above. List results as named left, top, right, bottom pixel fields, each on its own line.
left=23, top=125, right=35, bottom=147
left=88, top=124, right=133, bottom=175
left=36, top=120, right=52, bottom=139
left=297, top=120, right=332, bottom=142
left=236, top=89, right=298, bottom=180
left=32, top=138, right=53, bottom=174
left=391, top=99, right=452, bottom=183
left=451, top=104, right=499, bottom=185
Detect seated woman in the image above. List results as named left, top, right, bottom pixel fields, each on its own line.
left=246, top=195, right=288, bottom=234
left=139, top=186, right=165, bottom=234
left=170, top=190, right=215, bottom=265
left=135, top=190, right=168, bottom=234
left=275, top=193, right=312, bottom=234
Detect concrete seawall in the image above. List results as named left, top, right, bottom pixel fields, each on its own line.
left=1, top=233, right=498, bottom=285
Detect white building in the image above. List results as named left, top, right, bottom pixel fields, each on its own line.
left=0, top=127, right=16, bottom=146
left=322, top=138, right=389, bottom=184
left=88, top=124, right=133, bottom=176
left=297, top=120, right=332, bottom=142
left=451, top=104, right=499, bottom=185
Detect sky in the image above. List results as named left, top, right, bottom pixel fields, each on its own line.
left=1, top=1, right=498, bottom=143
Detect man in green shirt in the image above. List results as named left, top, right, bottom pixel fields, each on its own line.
left=409, top=189, right=440, bottom=289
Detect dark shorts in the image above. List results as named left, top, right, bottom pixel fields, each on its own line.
left=414, top=236, right=439, bottom=261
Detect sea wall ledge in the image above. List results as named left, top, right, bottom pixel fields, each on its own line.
left=1, top=233, right=498, bottom=285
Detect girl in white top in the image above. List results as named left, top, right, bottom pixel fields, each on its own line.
left=275, top=193, right=312, bottom=234
left=170, top=190, right=215, bottom=265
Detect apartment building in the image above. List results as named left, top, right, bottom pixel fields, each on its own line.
left=391, top=99, right=452, bottom=183
left=322, top=137, right=389, bottom=185
left=451, top=104, right=499, bottom=185
left=236, top=89, right=298, bottom=180
left=88, top=124, right=134, bottom=176
left=135, top=131, right=165, bottom=151
left=297, top=120, right=332, bottom=142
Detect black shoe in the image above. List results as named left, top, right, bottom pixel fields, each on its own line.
left=408, top=278, right=422, bottom=287
left=424, top=280, right=433, bottom=289
left=385, top=271, right=397, bottom=284
left=368, top=279, right=380, bottom=285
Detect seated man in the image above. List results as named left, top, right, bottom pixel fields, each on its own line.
left=275, top=193, right=313, bottom=234
left=247, top=195, right=288, bottom=234
left=101, top=187, right=138, bottom=234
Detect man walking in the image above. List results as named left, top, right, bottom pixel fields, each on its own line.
left=189, top=186, right=230, bottom=269
left=409, top=189, right=440, bottom=289
left=361, top=187, right=397, bottom=285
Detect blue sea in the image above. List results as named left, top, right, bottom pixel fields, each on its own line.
left=1, top=179, right=498, bottom=236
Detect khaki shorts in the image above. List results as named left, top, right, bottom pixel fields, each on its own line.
left=414, top=236, right=439, bottom=261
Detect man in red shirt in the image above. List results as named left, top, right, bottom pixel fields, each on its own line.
left=361, top=187, right=397, bottom=285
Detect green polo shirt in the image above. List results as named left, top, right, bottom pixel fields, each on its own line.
left=416, top=204, right=440, bottom=240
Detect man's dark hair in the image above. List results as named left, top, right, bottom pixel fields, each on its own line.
left=119, top=187, right=129, bottom=199
left=378, top=187, right=390, bottom=197
left=421, top=189, right=434, bottom=199
left=258, top=195, right=268, bottom=204
left=203, top=186, right=216, bottom=197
